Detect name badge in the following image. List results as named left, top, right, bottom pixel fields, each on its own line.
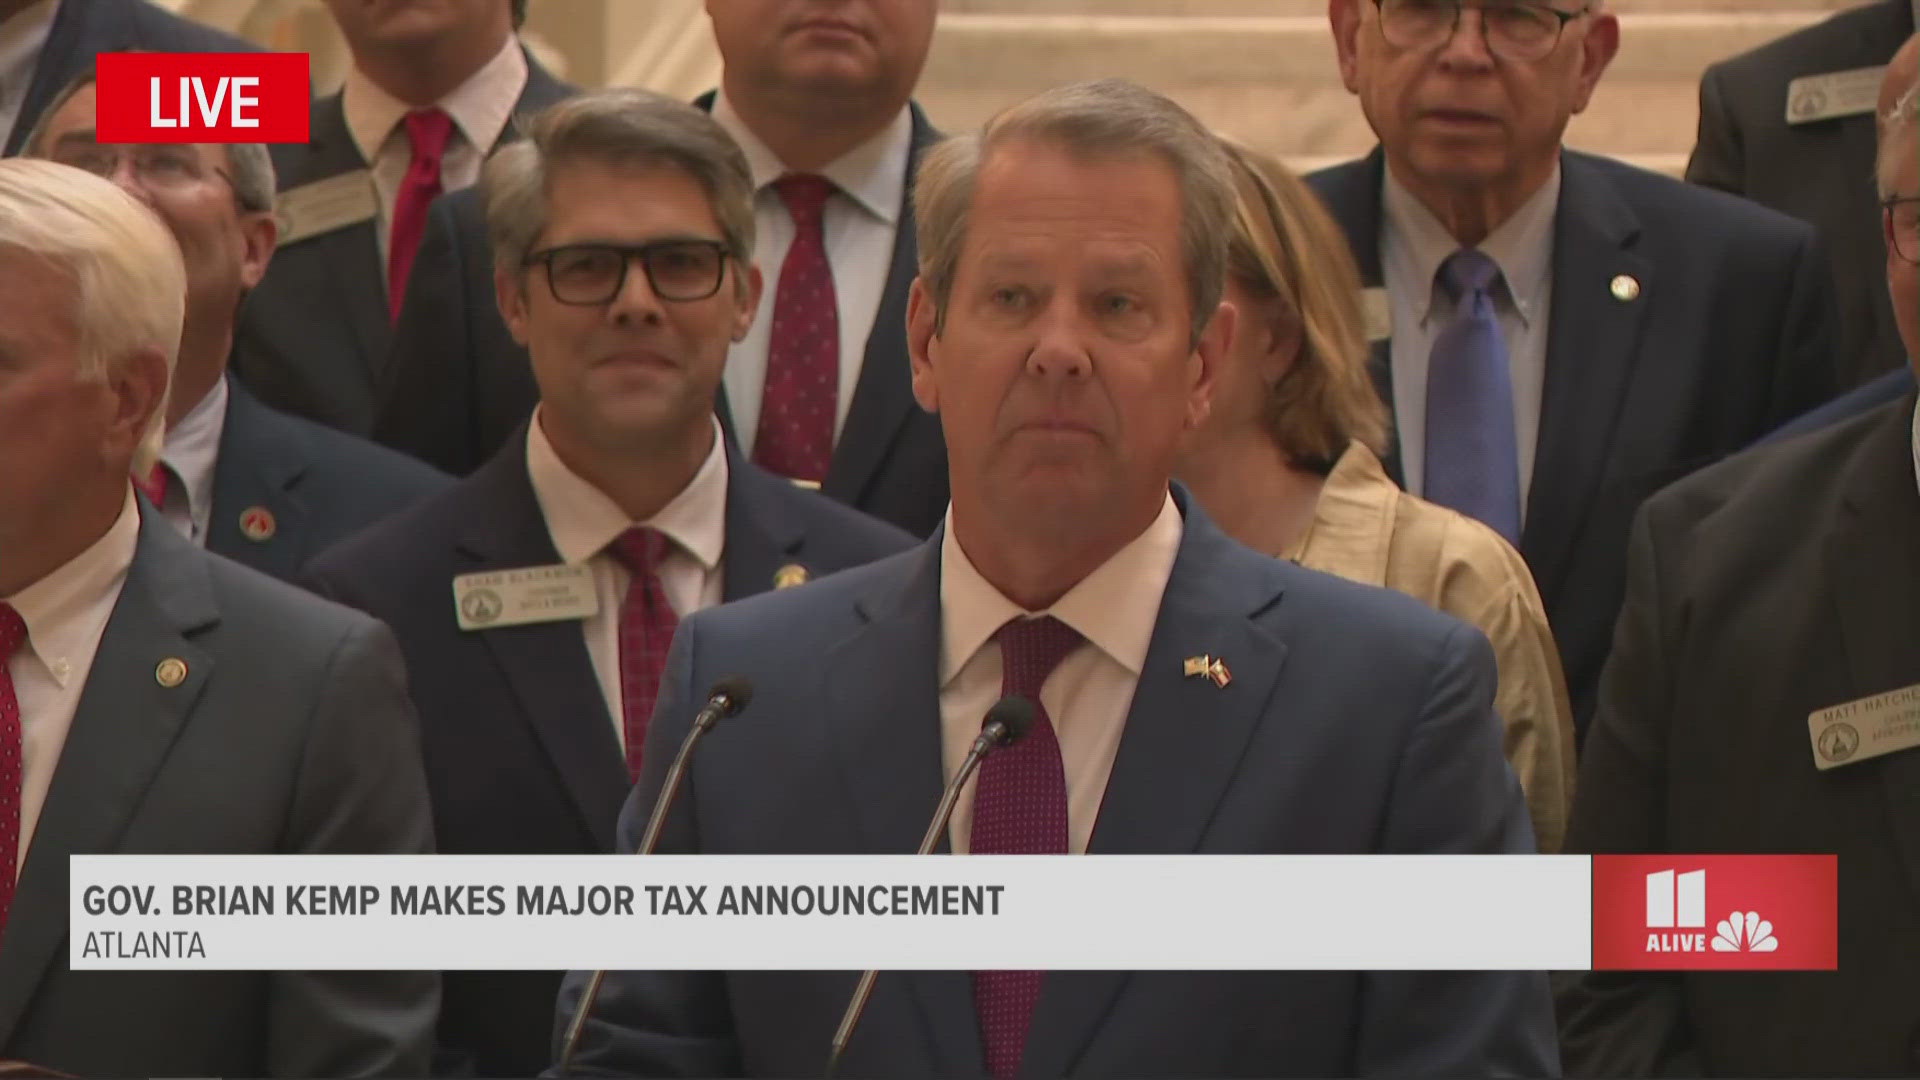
left=1785, top=66, right=1886, bottom=126
left=452, top=564, right=599, bottom=631
left=275, top=169, right=376, bottom=246
left=1361, top=286, right=1392, bottom=344
left=1807, top=682, right=1920, bottom=770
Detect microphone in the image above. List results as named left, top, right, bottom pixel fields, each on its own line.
left=822, top=695, right=1037, bottom=1078
left=555, top=676, right=754, bottom=1075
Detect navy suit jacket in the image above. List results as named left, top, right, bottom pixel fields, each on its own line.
left=211, top=377, right=450, bottom=582
left=372, top=100, right=951, bottom=538
left=234, top=56, right=573, bottom=436
left=2, top=0, right=255, bottom=156
left=555, top=490, right=1557, bottom=1079
left=1764, top=366, right=1914, bottom=445
left=1309, top=148, right=1840, bottom=737
left=304, top=430, right=914, bottom=1077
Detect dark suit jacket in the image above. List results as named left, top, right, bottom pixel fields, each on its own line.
left=373, top=101, right=951, bottom=538
left=1765, top=365, right=1914, bottom=444
left=209, top=376, right=449, bottom=582
left=304, top=431, right=914, bottom=1077
left=1687, top=0, right=1912, bottom=389
left=555, top=489, right=1556, bottom=1079
left=0, top=511, right=436, bottom=1076
left=2, top=0, right=255, bottom=156
left=1558, top=395, right=1920, bottom=1077
left=233, top=56, right=573, bottom=436
left=1308, top=148, right=1840, bottom=737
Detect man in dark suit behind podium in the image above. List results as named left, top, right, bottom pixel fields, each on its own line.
left=1308, top=0, right=1840, bottom=737
left=556, top=79, right=1555, bottom=1080
left=374, top=0, right=951, bottom=538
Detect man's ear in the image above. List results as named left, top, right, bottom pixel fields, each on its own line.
left=110, top=347, right=171, bottom=469
left=1187, top=299, right=1234, bottom=433
left=1571, top=10, right=1621, bottom=115
left=237, top=209, right=277, bottom=290
left=1331, top=0, right=1366, bottom=95
left=907, top=276, right=941, bottom=414
left=495, top=265, right=532, bottom=346
left=732, top=261, right=764, bottom=342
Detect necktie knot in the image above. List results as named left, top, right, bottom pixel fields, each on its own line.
left=0, top=603, right=22, bottom=663
left=1439, top=248, right=1501, bottom=301
left=996, top=615, right=1084, bottom=701
left=607, top=526, right=673, bottom=575
left=403, top=108, right=455, bottom=166
left=773, top=173, right=836, bottom=228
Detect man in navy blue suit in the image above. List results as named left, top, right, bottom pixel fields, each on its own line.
left=1309, top=0, right=1841, bottom=737
left=25, top=76, right=449, bottom=584
left=306, top=89, right=913, bottom=1077
left=555, top=79, right=1556, bottom=1079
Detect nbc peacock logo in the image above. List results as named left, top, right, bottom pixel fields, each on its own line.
left=1710, top=910, right=1779, bottom=953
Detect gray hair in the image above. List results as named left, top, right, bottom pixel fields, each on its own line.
left=912, top=78, right=1237, bottom=348
left=1881, top=77, right=1920, bottom=199
left=483, top=88, right=755, bottom=279
left=19, top=70, right=278, bottom=214
left=0, top=159, right=185, bottom=469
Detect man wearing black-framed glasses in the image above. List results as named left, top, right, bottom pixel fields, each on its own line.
left=303, top=88, right=913, bottom=1078
left=1311, top=0, right=1842, bottom=740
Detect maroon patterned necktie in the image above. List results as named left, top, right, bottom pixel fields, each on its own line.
left=752, top=174, right=840, bottom=484
left=606, top=527, right=680, bottom=782
left=0, top=603, right=26, bottom=936
left=970, top=615, right=1084, bottom=1079
left=387, top=107, right=454, bottom=322
left=132, top=463, right=170, bottom=508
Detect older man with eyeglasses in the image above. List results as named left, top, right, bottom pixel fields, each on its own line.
left=302, top=88, right=913, bottom=1079
left=1308, top=0, right=1844, bottom=742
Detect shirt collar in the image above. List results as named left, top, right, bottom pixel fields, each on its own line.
left=160, top=374, right=229, bottom=531
left=3, top=487, right=139, bottom=689
left=710, top=89, right=910, bottom=226
left=525, top=410, right=729, bottom=572
left=938, top=491, right=1184, bottom=687
left=341, top=34, right=528, bottom=166
left=1382, top=162, right=1560, bottom=328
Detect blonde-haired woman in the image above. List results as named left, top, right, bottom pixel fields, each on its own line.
left=1178, top=141, right=1575, bottom=852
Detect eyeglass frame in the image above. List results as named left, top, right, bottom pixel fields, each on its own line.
left=1370, top=0, right=1593, bottom=62
left=1885, top=196, right=1920, bottom=266
left=49, top=142, right=238, bottom=199
left=520, top=239, right=739, bottom=306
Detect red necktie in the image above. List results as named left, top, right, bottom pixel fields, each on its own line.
left=131, top=463, right=169, bottom=508
left=386, top=108, right=455, bottom=322
left=0, top=602, right=27, bottom=936
left=752, top=174, right=840, bottom=484
left=971, top=615, right=1083, bottom=1079
left=607, top=528, right=680, bottom=782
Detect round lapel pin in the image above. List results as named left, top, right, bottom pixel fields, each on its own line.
left=773, top=563, right=811, bottom=590
left=239, top=506, right=276, bottom=542
left=1610, top=274, right=1641, bottom=302
left=155, top=657, right=188, bottom=688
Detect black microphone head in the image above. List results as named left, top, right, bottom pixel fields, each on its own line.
left=710, top=675, right=753, bottom=717
left=983, top=695, right=1038, bottom=747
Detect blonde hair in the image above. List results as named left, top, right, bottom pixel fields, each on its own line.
left=1219, top=139, right=1389, bottom=472
left=0, top=159, right=183, bottom=469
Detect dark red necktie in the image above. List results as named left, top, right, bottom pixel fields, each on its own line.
left=131, top=463, right=169, bottom=508
left=971, top=615, right=1083, bottom=1079
left=752, top=174, right=840, bottom=484
left=0, top=602, right=26, bottom=937
left=606, top=527, right=680, bottom=782
left=386, top=108, right=455, bottom=322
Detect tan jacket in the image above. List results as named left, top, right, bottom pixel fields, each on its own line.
left=1285, top=442, right=1576, bottom=852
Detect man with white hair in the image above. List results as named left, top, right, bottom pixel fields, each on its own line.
left=1558, top=63, right=1920, bottom=1077
left=0, top=161, right=436, bottom=1073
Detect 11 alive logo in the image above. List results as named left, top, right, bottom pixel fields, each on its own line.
left=1589, top=855, right=1838, bottom=971
left=94, top=53, right=310, bottom=143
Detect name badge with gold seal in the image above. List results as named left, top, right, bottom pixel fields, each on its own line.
left=1807, top=681, right=1920, bottom=770
left=452, top=564, right=598, bottom=631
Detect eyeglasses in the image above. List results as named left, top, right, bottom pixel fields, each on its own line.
left=1373, top=0, right=1590, bottom=62
left=50, top=143, right=234, bottom=194
left=1885, top=197, right=1920, bottom=266
left=522, top=240, right=733, bottom=306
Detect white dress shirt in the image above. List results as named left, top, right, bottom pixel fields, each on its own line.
left=939, top=493, right=1183, bottom=855
left=712, top=92, right=912, bottom=455
left=154, top=376, right=229, bottom=547
left=525, top=411, right=728, bottom=749
left=1382, top=165, right=1559, bottom=514
left=341, top=34, right=528, bottom=285
left=2, top=487, right=138, bottom=879
left=0, top=0, right=56, bottom=150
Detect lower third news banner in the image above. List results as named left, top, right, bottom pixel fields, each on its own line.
left=66, top=855, right=1834, bottom=971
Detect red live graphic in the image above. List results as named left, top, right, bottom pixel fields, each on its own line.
left=1590, top=855, right=1837, bottom=971
left=94, top=53, right=309, bottom=143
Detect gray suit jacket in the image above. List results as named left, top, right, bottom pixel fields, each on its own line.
left=556, top=489, right=1557, bottom=1078
left=0, top=511, right=438, bottom=1076
left=1687, top=0, right=1912, bottom=388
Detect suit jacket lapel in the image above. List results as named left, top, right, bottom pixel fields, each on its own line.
left=1023, top=494, right=1290, bottom=1079
left=208, top=377, right=312, bottom=579
left=1824, top=399, right=1920, bottom=906
left=283, top=95, right=392, bottom=375
left=719, top=454, right=806, bottom=602
left=454, top=439, right=629, bottom=851
left=821, top=104, right=939, bottom=509
left=0, top=516, right=216, bottom=1044
left=1523, top=152, right=1652, bottom=600
left=824, top=539, right=984, bottom=1076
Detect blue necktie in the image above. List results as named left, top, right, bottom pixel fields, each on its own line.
left=1424, top=249, right=1521, bottom=542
